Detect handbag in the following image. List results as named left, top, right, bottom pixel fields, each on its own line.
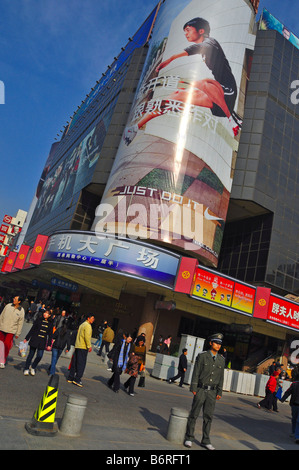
left=275, top=386, right=283, bottom=400
left=18, top=340, right=28, bottom=357
left=138, top=370, right=145, bottom=387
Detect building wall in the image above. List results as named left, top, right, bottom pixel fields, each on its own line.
left=219, top=29, right=299, bottom=295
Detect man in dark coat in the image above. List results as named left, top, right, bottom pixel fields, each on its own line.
left=168, top=348, right=188, bottom=387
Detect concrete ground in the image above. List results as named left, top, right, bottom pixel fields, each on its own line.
left=0, top=322, right=298, bottom=454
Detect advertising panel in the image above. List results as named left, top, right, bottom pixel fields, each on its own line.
left=192, top=268, right=234, bottom=306
left=190, top=265, right=256, bottom=315
left=231, top=282, right=255, bottom=315
left=268, top=295, right=299, bottom=331
left=93, top=0, right=256, bottom=266
left=31, top=116, right=111, bottom=225
left=260, top=9, right=299, bottom=51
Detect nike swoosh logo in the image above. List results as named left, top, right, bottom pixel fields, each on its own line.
left=204, top=208, right=224, bottom=222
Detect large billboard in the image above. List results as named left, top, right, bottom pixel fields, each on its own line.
left=93, top=0, right=256, bottom=267
left=260, top=9, right=299, bottom=51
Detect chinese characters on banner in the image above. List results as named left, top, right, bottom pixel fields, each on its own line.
left=268, top=295, right=299, bottom=330
left=44, top=232, right=180, bottom=289
left=191, top=268, right=255, bottom=315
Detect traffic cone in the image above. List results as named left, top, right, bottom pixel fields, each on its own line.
left=25, top=374, right=59, bottom=436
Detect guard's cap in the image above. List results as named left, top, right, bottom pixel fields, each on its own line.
left=209, top=333, right=223, bottom=344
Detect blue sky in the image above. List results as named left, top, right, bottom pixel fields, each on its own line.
left=0, top=0, right=298, bottom=228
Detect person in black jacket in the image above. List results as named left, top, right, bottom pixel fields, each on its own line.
left=48, top=320, right=71, bottom=375
left=280, top=368, right=299, bottom=443
left=168, top=348, right=188, bottom=387
left=23, top=310, right=53, bottom=376
left=107, top=333, right=133, bottom=393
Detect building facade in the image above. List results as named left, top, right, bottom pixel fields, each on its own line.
left=1, top=1, right=299, bottom=372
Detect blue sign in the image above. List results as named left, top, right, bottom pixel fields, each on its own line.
left=44, top=231, right=180, bottom=289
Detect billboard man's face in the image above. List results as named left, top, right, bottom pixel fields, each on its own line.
left=184, top=25, right=205, bottom=43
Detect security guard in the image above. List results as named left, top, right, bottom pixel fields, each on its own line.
left=184, top=333, right=225, bottom=450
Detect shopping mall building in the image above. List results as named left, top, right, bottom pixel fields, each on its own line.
left=1, top=0, right=299, bottom=371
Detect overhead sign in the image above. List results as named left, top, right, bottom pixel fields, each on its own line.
left=267, top=294, right=299, bottom=331
left=192, top=268, right=234, bottom=306
left=43, top=231, right=180, bottom=289
left=190, top=266, right=256, bottom=315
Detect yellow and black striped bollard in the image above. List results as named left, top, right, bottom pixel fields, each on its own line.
left=25, top=374, right=59, bottom=436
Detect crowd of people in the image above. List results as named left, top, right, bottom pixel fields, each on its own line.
left=0, top=293, right=298, bottom=449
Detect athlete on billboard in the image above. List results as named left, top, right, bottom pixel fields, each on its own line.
left=124, top=17, right=242, bottom=146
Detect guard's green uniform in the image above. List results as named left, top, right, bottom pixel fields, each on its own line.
left=185, top=350, right=225, bottom=446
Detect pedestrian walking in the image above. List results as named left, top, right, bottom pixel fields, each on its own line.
left=48, top=320, right=71, bottom=375
left=257, top=370, right=281, bottom=411
left=0, top=295, right=25, bottom=368
left=184, top=333, right=225, bottom=450
left=134, top=335, right=147, bottom=388
left=94, top=320, right=107, bottom=349
left=280, top=369, right=299, bottom=443
left=23, top=309, right=53, bottom=376
left=97, top=322, right=114, bottom=359
left=26, top=301, right=37, bottom=323
left=55, top=309, right=67, bottom=330
left=67, top=313, right=95, bottom=387
left=124, top=351, right=139, bottom=396
left=107, top=333, right=133, bottom=393
left=168, top=348, right=188, bottom=387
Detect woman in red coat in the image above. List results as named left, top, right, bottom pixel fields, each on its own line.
left=257, top=371, right=280, bottom=411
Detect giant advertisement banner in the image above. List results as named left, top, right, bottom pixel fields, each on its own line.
left=260, top=9, right=299, bottom=51
left=93, top=0, right=256, bottom=267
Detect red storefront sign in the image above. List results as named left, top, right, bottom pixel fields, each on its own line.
left=267, top=295, right=299, bottom=330
left=14, top=245, right=31, bottom=270
left=0, top=234, right=6, bottom=244
left=174, top=257, right=197, bottom=294
left=29, top=235, right=49, bottom=265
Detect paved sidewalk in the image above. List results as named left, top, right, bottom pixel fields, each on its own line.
left=0, top=322, right=298, bottom=453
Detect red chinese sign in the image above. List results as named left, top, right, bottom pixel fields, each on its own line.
left=3, top=215, right=12, bottom=224
left=231, top=282, right=256, bottom=315
left=0, top=224, right=9, bottom=234
left=268, top=295, right=299, bottom=330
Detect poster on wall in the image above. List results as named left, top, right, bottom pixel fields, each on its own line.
left=192, top=268, right=234, bottom=306
left=260, top=9, right=299, bottom=51
left=93, top=0, right=256, bottom=267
